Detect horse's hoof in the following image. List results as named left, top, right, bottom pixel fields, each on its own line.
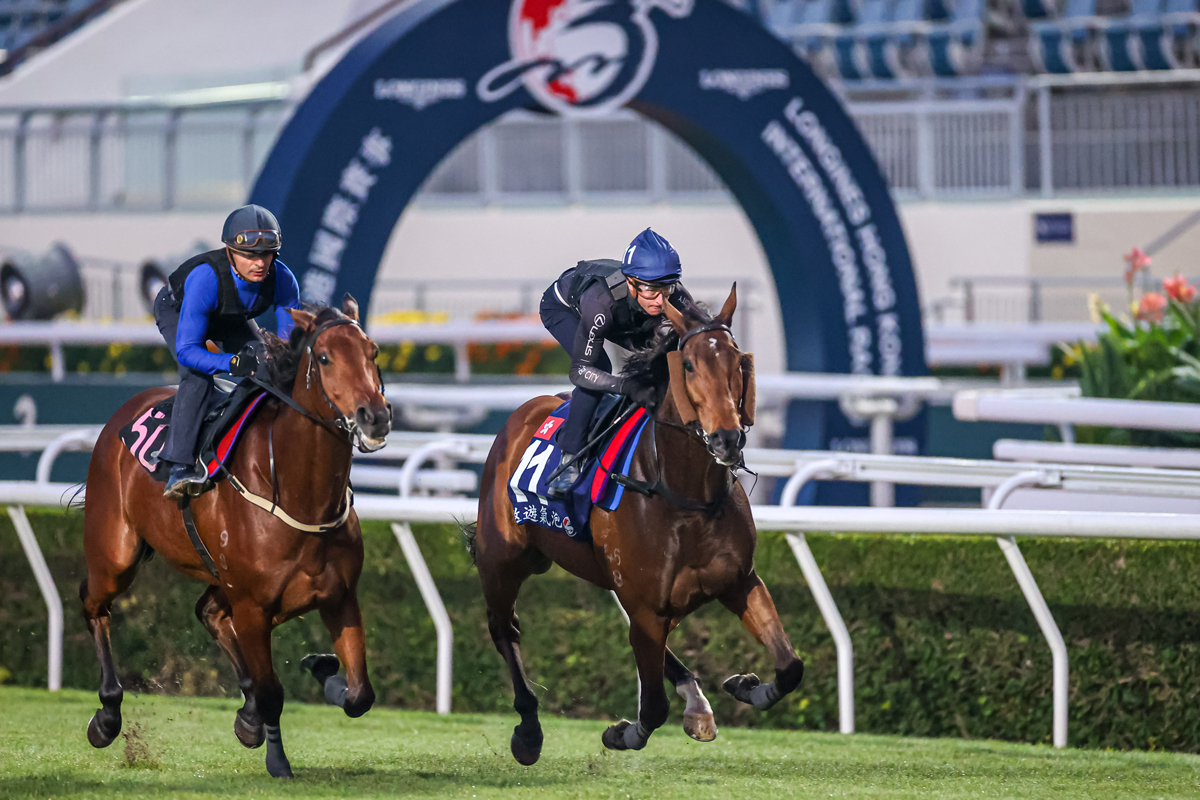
left=86, top=712, right=120, bottom=749
left=683, top=712, right=718, bottom=742
left=234, top=711, right=265, bottom=749
left=300, top=653, right=341, bottom=686
left=266, top=751, right=293, bottom=779
left=601, top=720, right=633, bottom=751
left=722, top=673, right=761, bottom=705
left=510, top=730, right=542, bottom=766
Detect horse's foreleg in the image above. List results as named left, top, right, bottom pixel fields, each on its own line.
left=603, top=611, right=670, bottom=751
left=309, top=594, right=375, bottom=718
left=719, top=572, right=804, bottom=711
left=665, top=645, right=717, bottom=742
left=195, top=586, right=263, bottom=748
left=234, top=605, right=292, bottom=778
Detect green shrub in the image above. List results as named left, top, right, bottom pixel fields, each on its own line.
left=4, top=510, right=1200, bottom=751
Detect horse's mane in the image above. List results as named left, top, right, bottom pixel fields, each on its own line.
left=260, top=303, right=348, bottom=389
left=620, top=299, right=712, bottom=386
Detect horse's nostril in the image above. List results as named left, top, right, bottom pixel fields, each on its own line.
left=357, top=406, right=373, bottom=426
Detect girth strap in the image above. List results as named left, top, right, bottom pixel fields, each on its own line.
left=227, top=474, right=353, bottom=533
left=180, top=498, right=220, bottom=578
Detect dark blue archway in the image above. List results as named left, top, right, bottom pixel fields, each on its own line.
left=250, top=0, right=928, bottom=501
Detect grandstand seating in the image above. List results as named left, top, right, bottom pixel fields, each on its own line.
left=762, top=0, right=1200, bottom=77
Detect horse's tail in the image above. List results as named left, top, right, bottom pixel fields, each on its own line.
left=458, top=519, right=478, bottom=565
left=64, top=483, right=86, bottom=512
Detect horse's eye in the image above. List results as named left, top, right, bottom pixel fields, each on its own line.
left=318, top=354, right=330, bottom=366
left=682, top=359, right=694, bottom=372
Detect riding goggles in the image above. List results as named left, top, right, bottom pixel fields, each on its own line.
left=632, top=280, right=676, bottom=298
left=225, top=229, right=282, bottom=252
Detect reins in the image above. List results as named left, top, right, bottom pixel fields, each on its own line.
left=223, top=316, right=372, bottom=535
left=607, top=320, right=748, bottom=515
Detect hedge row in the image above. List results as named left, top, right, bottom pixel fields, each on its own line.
left=3, top=511, right=1200, bottom=751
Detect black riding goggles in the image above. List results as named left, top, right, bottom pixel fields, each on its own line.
left=225, top=229, right=281, bottom=252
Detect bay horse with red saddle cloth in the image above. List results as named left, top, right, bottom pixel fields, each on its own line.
left=470, top=285, right=805, bottom=764
left=79, top=297, right=391, bottom=778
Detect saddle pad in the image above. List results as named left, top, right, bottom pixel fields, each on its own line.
left=507, top=400, right=649, bottom=542
left=119, top=389, right=267, bottom=482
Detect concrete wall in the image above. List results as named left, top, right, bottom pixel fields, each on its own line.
left=0, top=0, right=362, bottom=105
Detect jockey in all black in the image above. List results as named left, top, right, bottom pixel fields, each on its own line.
left=539, top=228, right=694, bottom=498
left=153, top=204, right=300, bottom=501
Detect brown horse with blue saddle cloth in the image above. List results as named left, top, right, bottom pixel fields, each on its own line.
left=470, top=284, right=807, bottom=764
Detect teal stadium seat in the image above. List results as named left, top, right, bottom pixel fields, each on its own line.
left=1031, top=0, right=1105, bottom=72
left=928, top=0, right=988, bottom=75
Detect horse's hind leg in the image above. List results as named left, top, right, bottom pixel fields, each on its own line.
left=195, top=586, right=264, bottom=748
left=719, top=572, right=805, bottom=711
left=80, top=525, right=145, bottom=748
left=603, top=610, right=671, bottom=752
left=233, top=605, right=292, bottom=778
left=665, top=645, right=717, bottom=742
left=479, top=552, right=543, bottom=766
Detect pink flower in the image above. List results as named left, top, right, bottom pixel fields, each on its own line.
left=1124, top=247, right=1152, bottom=285
left=1162, top=273, right=1196, bottom=303
left=1136, top=292, right=1167, bottom=322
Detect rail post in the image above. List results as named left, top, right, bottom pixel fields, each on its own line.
left=780, top=458, right=855, bottom=734
left=988, top=469, right=1068, bottom=748
left=391, top=439, right=472, bottom=715
left=8, top=504, right=62, bottom=691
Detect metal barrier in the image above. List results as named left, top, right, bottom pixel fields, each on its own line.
left=3, top=72, right=1200, bottom=212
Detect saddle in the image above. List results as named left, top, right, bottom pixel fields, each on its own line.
left=507, top=395, right=651, bottom=542
left=119, top=379, right=268, bottom=492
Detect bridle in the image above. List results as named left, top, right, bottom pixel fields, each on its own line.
left=607, top=320, right=753, bottom=514
left=663, top=320, right=746, bottom=462
left=250, top=316, right=388, bottom=454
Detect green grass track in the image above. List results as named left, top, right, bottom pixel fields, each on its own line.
left=2, top=688, right=1199, bottom=799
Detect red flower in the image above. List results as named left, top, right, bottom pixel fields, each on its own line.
left=1162, top=273, right=1196, bottom=303
left=1124, top=247, right=1152, bottom=285
left=1136, top=292, right=1167, bottom=322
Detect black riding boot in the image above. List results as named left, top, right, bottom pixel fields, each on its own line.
left=547, top=453, right=580, bottom=500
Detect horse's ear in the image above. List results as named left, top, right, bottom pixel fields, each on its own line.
left=289, top=307, right=317, bottom=332
left=716, top=282, right=738, bottom=327
left=341, top=293, right=360, bottom=322
left=662, top=296, right=689, bottom=336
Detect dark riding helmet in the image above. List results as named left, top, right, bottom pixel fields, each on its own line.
left=621, top=228, right=681, bottom=284
left=222, top=204, right=282, bottom=253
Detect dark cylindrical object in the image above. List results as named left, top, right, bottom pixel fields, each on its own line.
left=1, top=243, right=84, bottom=320
left=139, top=240, right=213, bottom=312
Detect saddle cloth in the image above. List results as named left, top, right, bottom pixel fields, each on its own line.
left=507, top=399, right=650, bottom=542
left=119, top=381, right=267, bottom=483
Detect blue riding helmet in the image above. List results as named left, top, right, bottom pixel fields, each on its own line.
left=222, top=204, right=282, bottom=253
left=622, top=228, right=681, bottom=284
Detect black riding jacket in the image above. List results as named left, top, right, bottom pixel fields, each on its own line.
left=551, top=259, right=694, bottom=394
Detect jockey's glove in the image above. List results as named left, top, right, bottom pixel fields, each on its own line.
left=622, top=376, right=658, bottom=410
left=229, top=345, right=259, bottom=378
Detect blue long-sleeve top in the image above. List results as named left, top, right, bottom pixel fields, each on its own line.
left=176, top=261, right=301, bottom=374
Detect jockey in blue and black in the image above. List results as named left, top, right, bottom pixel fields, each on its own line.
left=540, top=228, right=695, bottom=499
left=152, top=204, right=301, bottom=500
